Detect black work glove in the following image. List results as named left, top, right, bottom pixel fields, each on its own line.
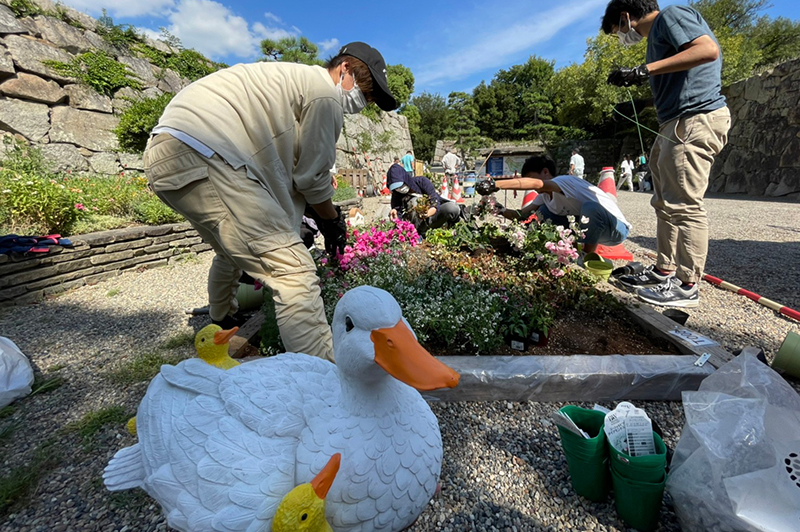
left=607, top=64, right=650, bottom=87
left=317, top=206, right=347, bottom=257
left=476, top=178, right=498, bottom=196
left=613, top=98, right=653, bottom=120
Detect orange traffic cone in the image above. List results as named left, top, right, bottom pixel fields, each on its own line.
left=440, top=177, right=450, bottom=200
left=595, top=166, right=634, bottom=260
left=452, top=178, right=463, bottom=203
left=598, top=167, right=616, bottom=196
left=521, top=190, right=539, bottom=210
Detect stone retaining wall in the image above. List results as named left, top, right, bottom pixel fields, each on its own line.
left=0, top=223, right=209, bottom=305
left=710, top=58, right=800, bottom=197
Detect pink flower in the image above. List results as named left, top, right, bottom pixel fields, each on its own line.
left=74, top=203, right=86, bottom=211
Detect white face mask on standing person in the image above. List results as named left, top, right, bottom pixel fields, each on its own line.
left=337, top=69, right=368, bottom=114
left=617, top=14, right=643, bottom=46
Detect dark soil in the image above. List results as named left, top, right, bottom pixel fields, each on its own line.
left=433, top=308, right=680, bottom=357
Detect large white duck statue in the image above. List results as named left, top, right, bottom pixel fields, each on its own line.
left=104, top=286, right=460, bottom=531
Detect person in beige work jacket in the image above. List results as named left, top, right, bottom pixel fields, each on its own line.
left=143, top=42, right=398, bottom=362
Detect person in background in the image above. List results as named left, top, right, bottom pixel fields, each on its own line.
left=617, top=154, right=635, bottom=191
left=387, top=157, right=460, bottom=236
left=636, top=153, right=650, bottom=191
left=441, top=148, right=461, bottom=189
left=603, top=0, right=730, bottom=308
left=477, top=155, right=630, bottom=255
left=400, top=150, right=415, bottom=178
left=569, top=148, right=585, bottom=179
left=144, top=41, right=397, bottom=362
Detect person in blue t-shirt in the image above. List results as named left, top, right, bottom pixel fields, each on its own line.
left=400, top=150, right=415, bottom=178
left=386, top=157, right=460, bottom=235
left=602, top=0, right=731, bottom=309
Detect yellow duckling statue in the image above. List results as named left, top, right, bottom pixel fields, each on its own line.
left=274, top=453, right=340, bottom=532
left=194, top=324, right=240, bottom=369
left=126, top=324, right=240, bottom=436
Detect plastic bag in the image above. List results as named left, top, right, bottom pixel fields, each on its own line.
left=667, top=352, right=800, bottom=532
left=0, top=336, right=34, bottom=408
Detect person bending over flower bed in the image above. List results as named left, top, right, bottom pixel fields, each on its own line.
left=386, top=157, right=460, bottom=236
left=476, top=155, right=631, bottom=255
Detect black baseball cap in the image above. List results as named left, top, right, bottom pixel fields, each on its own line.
left=338, top=41, right=397, bottom=111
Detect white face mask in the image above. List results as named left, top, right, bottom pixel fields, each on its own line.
left=617, top=15, right=643, bottom=46
left=337, top=71, right=368, bottom=114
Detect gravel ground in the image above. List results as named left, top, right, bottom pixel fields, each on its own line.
left=0, top=191, right=797, bottom=532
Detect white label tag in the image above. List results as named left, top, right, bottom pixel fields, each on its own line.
left=510, top=340, right=525, bottom=351
left=669, top=327, right=718, bottom=347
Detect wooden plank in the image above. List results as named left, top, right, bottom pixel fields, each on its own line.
left=608, top=285, right=734, bottom=369
left=228, top=310, right=265, bottom=359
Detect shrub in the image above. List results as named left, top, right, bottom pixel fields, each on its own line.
left=132, top=195, right=183, bottom=225
left=167, top=49, right=223, bottom=81
left=331, top=175, right=356, bottom=202
left=96, top=9, right=143, bottom=49
left=7, top=0, right=40, bottom=17
left=0, top=140, right=83, bottom=235
left=115, top=93, right=175, bottom=153
left=44, top=51, right=142, bottom=96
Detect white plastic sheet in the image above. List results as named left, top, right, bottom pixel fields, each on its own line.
left=667, top=353, right=800, bottom=532
left=0, top=336, right=34, bottom=408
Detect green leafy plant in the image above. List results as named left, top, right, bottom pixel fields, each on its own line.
left=115, top=92, right=175, bottom=153
left=0, top=139, right=84, bottom=235
left=167, top=49, right=223, bottom=81
left=132, top=195, right=183, bottom=225
left=331, top=175, right=356, bottom=202
left=96, top=9, right=143, bottom=49
left=360, top=104, right=382, bottom=123
left=44, top=51, right=143, bottom=96
left=7, top=0, right=40, bottom=17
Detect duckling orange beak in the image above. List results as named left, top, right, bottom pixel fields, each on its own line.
left=213, top=327, right=239, bottom=345
left=371, top=320, right=460, bottom=391
left=311, top=453, right=341, bottom=500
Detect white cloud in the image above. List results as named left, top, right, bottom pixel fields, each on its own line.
left=58, top=0, right=175, bottom=18
left=252, top=22, right=293, bottom=42
left=318, top=38, right=340, bottom=55
left=264, top=12, right=282, bottom=24
left=414, top=0, right=606, bottom=86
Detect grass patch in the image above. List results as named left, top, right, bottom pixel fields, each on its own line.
left=106, top=288, right=121, bottom=298
left=108, top=351, right=187, bottom=384
left=0, top=406, right=15, bottom=419
left=161, top=331, right=195, bottom=350
left=47, top=363, right=66, bottom=373
left=29, top=375, right=63, bottom=396
left=0, top=423, right=17, bottom=443
left=0, top=440, right=61, bottom=517
left=65, top=406, right=130, bottom=442
left=72, top=214, right=132, bottom=235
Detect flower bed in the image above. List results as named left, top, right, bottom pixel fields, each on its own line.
left=263, top=205, right=675, bottom=357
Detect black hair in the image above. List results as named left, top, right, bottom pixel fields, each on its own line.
left=601, top=0, right=659, bottom=34
left=406, top=150, right=412, bottom=154
left=572, top=147, right=580, bottom=154
left=521, top=155, right=557, bottom=177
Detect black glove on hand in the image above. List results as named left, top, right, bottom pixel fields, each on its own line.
left=476, top=178, right=498, bottom=196
left=607, top=64, right=650, bottom=87
left=317, top=206, right=347, bottom=257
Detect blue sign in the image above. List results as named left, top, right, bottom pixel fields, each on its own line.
left=486, top=157, right=504, bottom=177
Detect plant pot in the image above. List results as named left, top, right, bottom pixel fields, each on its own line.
left=585, top=260, right=613, bottom=281
left=236, top=282, right=264, bottom=311
left=529, top=329, right=549, bottom=347
left=772, top=331, right=800, bottom=378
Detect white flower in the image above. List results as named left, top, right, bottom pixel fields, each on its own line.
left=2, top=189, right=10, bottom=194
left=581, top=216, right=590, bottom=224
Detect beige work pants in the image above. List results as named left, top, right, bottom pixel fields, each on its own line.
left=650, top=106, right=731, bottom=284
left=143, top=134, right=334, bottom=362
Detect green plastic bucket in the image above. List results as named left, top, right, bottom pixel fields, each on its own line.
left=585, top=260, right=613, bottom=281
left=556, top=406, right=610, bottom=501
left=608, top=432, right=667, bottom=483
left=611, top=467, right=666, bottom=531
left=772, top=331, right=800, bottom=378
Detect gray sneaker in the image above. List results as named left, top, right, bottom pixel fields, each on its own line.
left=616, top=265, right=673, bottom=290
left=637, top=278, right=700, bottom=308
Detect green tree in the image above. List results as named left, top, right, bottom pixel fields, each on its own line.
left=445, top=92, right=484, bottom=159
left=403, top=92, right=451, bottom=163
left=261, top=36, right=322, bottom=65
left=386, top=64, right=414, bottom=108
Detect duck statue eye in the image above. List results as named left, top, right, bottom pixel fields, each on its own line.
left=301, top=512, right=308, bottom=521
left=345, top=316, right=354, bottom=332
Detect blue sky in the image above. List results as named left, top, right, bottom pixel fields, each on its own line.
left=60, top=0, right=800, bottom=99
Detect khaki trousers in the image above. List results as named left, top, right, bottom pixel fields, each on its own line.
left=650, top=106, right=731, bottom=283
left=143, top=134, right=334, bottom=362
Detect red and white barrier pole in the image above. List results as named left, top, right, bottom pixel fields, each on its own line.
left=703, top=274, right=800, bottom=322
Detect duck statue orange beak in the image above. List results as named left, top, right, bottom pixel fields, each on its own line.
left=371, top=320, right=460, bottom=391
